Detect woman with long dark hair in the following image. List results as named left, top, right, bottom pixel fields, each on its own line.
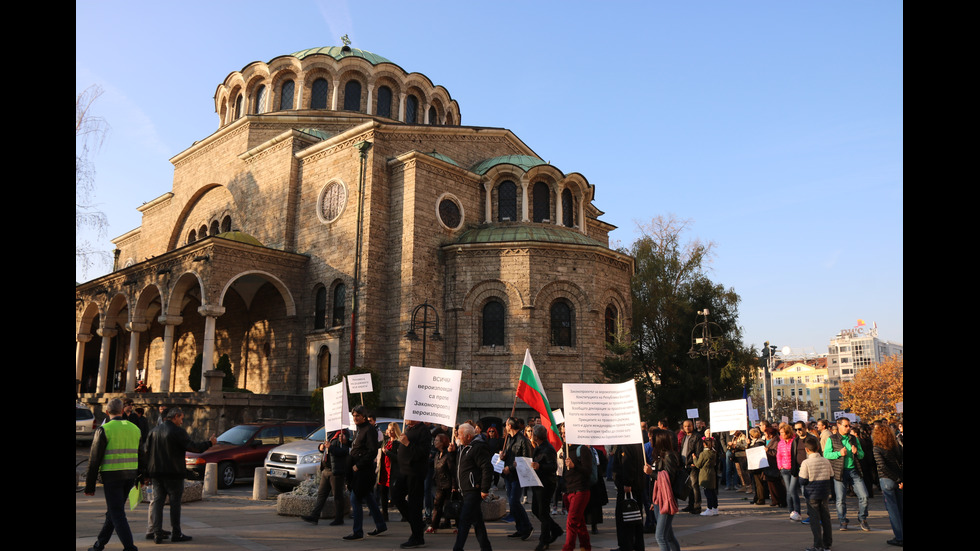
left=645, top=428, right=682, bottom=551
left=872, top=424, right=903, bottom=547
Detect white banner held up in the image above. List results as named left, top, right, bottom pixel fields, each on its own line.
left=562, top=381, right=642, bottom=445
left=403, top=366, right=462, bottom=426
left=323, top=380, right=350, bottom=432
left=347, top=373, right=373, bottom=394
left=792, top=410, right=808, bottom=423
left=708, top=399, right=748, bottom=434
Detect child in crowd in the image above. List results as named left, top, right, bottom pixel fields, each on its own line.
left=798, top=439, right=833, bottom=551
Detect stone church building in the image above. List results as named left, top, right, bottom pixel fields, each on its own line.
left=75, top=44, right=633, bottom=418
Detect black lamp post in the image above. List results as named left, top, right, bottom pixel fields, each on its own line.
left=405, top=299, right=442, bottom=367
left=688, top=308, right=729, bottom=401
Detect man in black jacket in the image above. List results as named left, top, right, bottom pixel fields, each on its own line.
left=500, top=416, right=534, bottom=539
left=142, top=407, right=215, bottom=543
left=395, top=419, right=433, bottom=548
left=344, top=405, right=388, bottom=541
left=530, top=425, right=563, bottom=551
left=453, top=423, right=493, bottom=551
left=613, top=441, right=646, bottom=551
left=679, top=420, right=704, bottom=514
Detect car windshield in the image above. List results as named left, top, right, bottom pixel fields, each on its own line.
left=76, top=408, right=94, bottom=420
left=307, top=427, right=326, bottom=440
left=217, top=425, right=260, bottom=445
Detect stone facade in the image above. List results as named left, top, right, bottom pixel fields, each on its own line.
left=75, top=45, right=633, bottom=420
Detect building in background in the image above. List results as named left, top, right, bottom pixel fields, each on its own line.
left=771, top=358, right=830, bottom=420
left=826, top=321, right=903, bottom=381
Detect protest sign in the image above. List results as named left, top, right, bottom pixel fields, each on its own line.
left=403, top=366, right=462, bottom=426
left=792, top=410, right=808, bottom=423
left=552, top=409, right=564, bottom=425
left=562, top=381, right=642, bottom=445
left=347, top=373, right=373, bottom=394
left=746, top=445, right=769, bottom=470
left=514, top=457, right=542, bottom=487
left=709, top=398, right=748, bottom=433
left=686, top=408, right=699, bottom=419
left=323, top=380, right=349, bottom=432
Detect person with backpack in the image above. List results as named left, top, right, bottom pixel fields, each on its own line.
left=562, top=433, right=594, bottom=551
left=645, top=428, right=683, bottom=551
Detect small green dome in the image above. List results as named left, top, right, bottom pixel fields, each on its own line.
left=453, top=224, right=602, bottom=247
left=216, top=231, right=264, bottom=247
left=470, top=155, right=548, bottom=176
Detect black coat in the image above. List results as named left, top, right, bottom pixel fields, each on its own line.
left=456, top=438, right=493, bottom=493
left=142, top=420, right=211, bottom=480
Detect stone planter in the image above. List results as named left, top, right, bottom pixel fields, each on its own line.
left=481, top=492, right=507, bottom=521
left=277, top=492, right=350, bottom=518
left=142, top=480, right=203, bottom=503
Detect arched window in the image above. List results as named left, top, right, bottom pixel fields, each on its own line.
left=428, top=106, right=437, bottom=125
left=343, top=80, right=361, bottom=111
left=234, top=94, right=243, bottom=119
left=332, top=283, right=346, bottom=327
left=605, top=305, right=618, bottom=345
left=533, top=182, right=551, bottom=223
left=562, top=189, right=575, bottom=227
left=279, top=80, right=295, bottom=110
left=482, top=300, right=505, bottom=346
left=199, top=224, right=208, bottom=238
left=498, top=180, right=517, bottom=222
left=209, top=220, right=220, bottom=236
left=221, top=215, right=232, bottom=233
left=187, top=229, right=197, bottom=244
left=550, top=299, right=574, bottom=347
left=311, top=78, right=329, bottom=109
left=254, top=85, right=267, bottom=114
left=406, top=95, right=419, bottom=123
left=377, top=86, right=393, bottom=118
left=314, top=286, right=327, bottom=330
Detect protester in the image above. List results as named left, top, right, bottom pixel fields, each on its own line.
left=530, top=424, right=563, bottom=551
left=872, top=423, right=903, bottom=547
left=612, top=438, right=646, bottom=551
left=792, top=421, right=819, bottom=524
left=500, top=416, right=534, bottom=540
left=763, top=425, right=787, bottom=509
left=142, top=406, right=216, bottom=543
left=302, top=428, right=351, bottom=525
left=344, top=405, right=388, bottom=541
left=746, top=428, right=769, bottom=505
left=395, top=419, right=433, bottom=549
left=777, top=423, right=801, bottom=521
left=693, top=436, right=718, bottom=516
left=427, top=432, right=457, bottom=534
left=678, top=420, right=703, bottom=515
left=562, top=429, right=594, bottom=551
left=452, top=423, right=494, bottom=551
left=380, top=422, right=401, bottom=521
left=585, top=445, right=608, bottom=534
left=799, top=438, right=833, bottom=551
left=84, top=398, right=142, bottom=551
left=824, top=417, right=870, bottom=532
left=646, top=428, right=682, bottom=551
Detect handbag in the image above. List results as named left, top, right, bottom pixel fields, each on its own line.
left=443, top=490, right=462, bottom=520
left=619, top=491, right=642, bottom=524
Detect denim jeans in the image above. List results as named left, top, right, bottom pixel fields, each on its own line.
left=832, top=468, right=869, bottom=524
left=780, top=469, right=800, bottom=514
left=453, top=491, right=492, bottom=551
left=505, top=478, right=532, bottom=533
left=350, top=487, right=386, bottom=535
left=806, top=497, right=833, bottom=549
left=879, top=477, right=903, bottom=541
left=653, top=503, right=680, bottom=551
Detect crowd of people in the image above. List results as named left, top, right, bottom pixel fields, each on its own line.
left=83, top=402, right=903, bottom=551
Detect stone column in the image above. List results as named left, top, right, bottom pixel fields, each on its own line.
left=398, top=92, right=406, bottom=122
left=125, top=322, right=148, bottom=392
left=331, top=81, right=340, bottom=111
left=158, top=315, right=183, bottom=393
left=483, top=180, right=493, bottom=222
left=366, top=83, right=374, bottom=115
left=96, top=327, right=118, bottom=393
left=76, top=333, right=92, bottom=392
left=555, top=183, right=565, bottom=227
left=520, top=175, right=530, bottom=222
left=198, top=305, right=226, bottom=391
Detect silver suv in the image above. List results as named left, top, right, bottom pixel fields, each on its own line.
left=264, top=418, right=401, bottom=492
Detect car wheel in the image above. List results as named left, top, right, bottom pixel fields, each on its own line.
left=218, top=462, right=236, bottom=489
left=272, top=482, right=292, bottom=493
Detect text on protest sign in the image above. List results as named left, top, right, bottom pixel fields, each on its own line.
left=562, top=381, right=642, bottom=445
left=709, top=399, right=748, bottom=434
left=347, top=373, right=373, bottom=394
left=323, top=380, right=350, bottom=432
left=403, top=366, right=462, bottom=426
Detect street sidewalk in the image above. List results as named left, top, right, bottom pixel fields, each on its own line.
left=76, top=478, right=899, bottom=551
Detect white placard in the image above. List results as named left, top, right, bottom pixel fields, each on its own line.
left=403, top=366, right=462, bottom=426
left=895, top=401, right=903, bottom=413
left=746, top=445, right=769, bottom=470
left=347, top=373, right=373, bottom=394
left=491, top=453, right=505, bottom=474
left=781, top=415, right=789, bottom=424
left=749, top=408, right=759, bottom=423
left=792, top=410, right=808, bottom=423
left=514, top=456, right=542, bottom=487
left=552, top=409, right=564, bottom=425
left=562, top=381, right=642, bottom=445
left=708, top=399, right=748, bottom=434
left=686, top=408, right=700, bottom=419
left=323, top=380, right=350, bottom=432
left=833, top=411, right=845, bottom=420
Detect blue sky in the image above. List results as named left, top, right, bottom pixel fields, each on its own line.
left=75, top=0, right=903, bottom=355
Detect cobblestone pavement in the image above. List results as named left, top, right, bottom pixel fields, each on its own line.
left=76, top=450, right=899, bottom=551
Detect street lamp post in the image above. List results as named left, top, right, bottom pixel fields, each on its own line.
left=688, top=308, right=729, bottom=402
left=404, top=299, right=442, bottom=367
left=763, top=342, right=778, bottom=421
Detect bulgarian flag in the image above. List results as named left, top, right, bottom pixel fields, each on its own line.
left=516, top=349, right=563, bottom=450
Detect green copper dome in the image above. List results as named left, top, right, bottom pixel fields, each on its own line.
left=470, top=155, right=549, bottom=176
left=216, top=231, right=264, bottom=247
left=290, top=46, right=393, bottom=66
left=454, top=224, right=602, bottom=247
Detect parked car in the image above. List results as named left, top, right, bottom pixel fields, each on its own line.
left=185, top=421, right=319, bottom=488
left=76, top=404, right=96, bottom=444
left=264, top=418, right=402, bottom=492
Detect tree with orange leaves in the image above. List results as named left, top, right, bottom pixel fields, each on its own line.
left=840, top=354, right=903, bottom=420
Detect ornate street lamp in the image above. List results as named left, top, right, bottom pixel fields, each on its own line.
left=688, top=308, right=730, bottom=401
left=404, top=299, right=442, bottom=367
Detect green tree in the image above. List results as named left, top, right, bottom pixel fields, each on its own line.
left=624, top=215, right=751, bottom=426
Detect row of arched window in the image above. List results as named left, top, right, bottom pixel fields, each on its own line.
left=480, top=300, right=619, bottom=347
left=228, top=77, right=452, bottom=126
left=186, top=215, right=233, bottom=245
left=495, top=181, right=578, bottom=226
